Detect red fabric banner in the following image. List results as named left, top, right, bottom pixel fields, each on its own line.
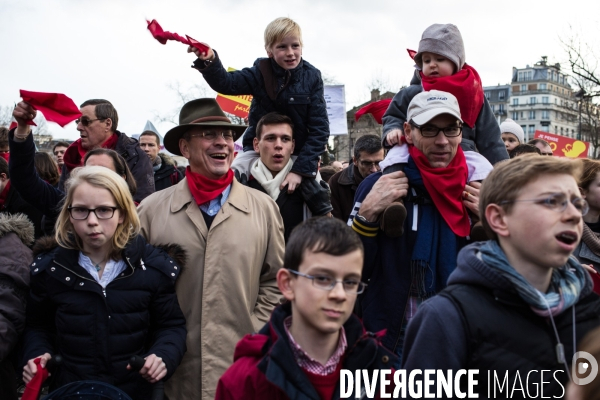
left=147, top=19, right=209, bottom=53
left=533, top=131, right=589, bottom=158
left=19, top=90, right=81, bottom=127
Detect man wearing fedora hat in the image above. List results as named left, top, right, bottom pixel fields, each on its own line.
left=137, top=98, right=285, bottom=400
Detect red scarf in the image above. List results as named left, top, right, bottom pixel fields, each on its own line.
left=0, top=152, right=8, bottom=163
left=0, top=181, right=11, bottom=210
left=186, top=167, right=234, bottom=206
left=63, top=133, right=119, bottom=172
left=419, top=64, right=484, bottom=129
left=408, top=144, right=470, bottom=237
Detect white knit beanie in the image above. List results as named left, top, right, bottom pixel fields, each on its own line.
left=500, top=119, right=524, bottom=144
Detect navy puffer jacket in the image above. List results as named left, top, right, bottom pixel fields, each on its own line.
left=22, top=235, right=187, bottom=400
left=194, top=53, right=329, bottom=177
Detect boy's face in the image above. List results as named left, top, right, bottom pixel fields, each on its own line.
left=279, top=248, right=363, bottom=336
left=495, top=173, right=583, bottom=271
left=267, top=34, right=302, bottom=70
left=421, top=52, right=455, bottom=77
left=502, top=133, right=520, bottom=152
left=253, top=123, right=295, bottom=176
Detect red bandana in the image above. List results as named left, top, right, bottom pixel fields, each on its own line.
left=0, top=181, right=11, bottom=210
left=408, top=145, right=470, bottom=237
left=62, top=133, right=119, bottom=172
left=186, top=167, right=234, bottom=206
left=0, top=152, right=8, bottom=163
left=147, top=19, right=209, bottom=53
left=355, top=99, right=392, bottom=125
left=19, top=90, right=82, bottom=127
left=419, top=64, right=484, bottom=129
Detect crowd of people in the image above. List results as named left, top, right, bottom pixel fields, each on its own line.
left=1, top=16, right=600, bottom=400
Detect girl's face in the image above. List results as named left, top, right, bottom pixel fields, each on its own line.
left=581, top=172, right=600, bottom=214
left=502, top=133, right=520, bottom=152
left=69, top=182, right=123, bottom=257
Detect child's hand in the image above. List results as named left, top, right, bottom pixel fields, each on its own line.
left=385, top=129, right=403, bottom=146
left=23, top=353, right=52, bottom=383
left=281, top=171, right=302, bottom=193
left=127, top=354, right=167, bottom=383
left=463, top=181, right=482, bottom=216
left=188, top=44, right=214, bottom=61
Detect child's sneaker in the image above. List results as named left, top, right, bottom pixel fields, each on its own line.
left=380, top=201, right=407, bottom=238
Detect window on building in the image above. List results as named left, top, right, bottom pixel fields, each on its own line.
left=528, top=125, right=535, bottom=135
left=513, top=98, right=519, bottom=106
left=530, top=97, right=536, bottom=105
left=529, top=110, right=536, bottom=119
left=542, top=125, right=549, bottom=132
left=490, top=104, right=494, bottom=112
left=521, top=84, right=526, bottom=92
left=485, top=91, right=490, bottom=99
left=499, top=91, right=505, bottom=100
left=521, top=125, right=527, bottom=135
left=499, top=104, right=505, bottom=112
left=542, top=96, right=549, bottom=104
left=512, top=112, right=519, bottom=120
left=518, top=72, right=523, bottom=82
left=542, top=110, right=549, bottom=119
left=521, top=112, right=524, bottom=119
left=540, top=83, right=547, bottom=90
left=560, top=127, right=564, bottom=135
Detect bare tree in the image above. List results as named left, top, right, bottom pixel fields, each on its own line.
left=0, top=105, right=13, bottom=127
left=153, top=81, right=215, bottom=125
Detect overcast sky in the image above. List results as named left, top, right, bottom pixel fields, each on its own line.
left=0, top=0, right=598, bottom=141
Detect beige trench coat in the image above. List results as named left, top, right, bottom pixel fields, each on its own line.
left=138, top=178, right=284, bottom=400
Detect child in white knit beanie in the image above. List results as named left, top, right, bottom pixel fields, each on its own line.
left=500, top=119, right=525, bottom=153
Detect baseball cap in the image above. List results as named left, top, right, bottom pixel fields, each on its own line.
left=407, top=90, right=463, bottom=125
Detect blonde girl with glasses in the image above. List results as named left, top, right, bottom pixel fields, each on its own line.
left=21, top=166, right=187, bottom=400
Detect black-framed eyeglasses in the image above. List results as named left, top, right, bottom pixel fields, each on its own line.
left=287, top=269, right=367, bottom=294
left=500, top=193, right=589, bottom=216
left=359, top=160, right=382, bottom=169
left=75, top=117, right=106, bottom=127
left=190, top=130, right=235, bottom=142
left=410, top=120, right=463, bottom=138
left=68, top=206, right=119, bottom=220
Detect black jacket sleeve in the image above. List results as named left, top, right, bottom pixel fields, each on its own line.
left=193, top=51, right=260, bottom=96
left=381, top=85, right=422, bottom=149
left=470, top=97, right=509, bottom=165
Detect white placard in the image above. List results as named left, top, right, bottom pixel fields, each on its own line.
left=324, top=85, right=348, bottom=135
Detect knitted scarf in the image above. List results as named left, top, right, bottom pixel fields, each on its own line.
left=407, top=144, right=470, bottom=237
left=420, top=64, right=484, bottom=129
left=63, top=133, right=119, bottom=172
left=405, top=157, right=460, bottom=297
left=251, top=158, right=293, bottom=200
left=186, top=167, right=234, bottom=206
left=582, top=223, right=600, bottom=255
left=479, top=240, right=591, bottom=317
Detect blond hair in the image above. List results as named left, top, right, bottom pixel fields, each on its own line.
left=479, top=155, right=582, bottom=240
left=264, top=17, right=303, bottom=51
left=55, top=166, right=140, bottom=260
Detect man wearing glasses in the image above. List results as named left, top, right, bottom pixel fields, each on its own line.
left=12, top=99, right=155, bottom=203
left=137, top=98, right=284, bottom=400
left=349, top=90, right=491, bottom=364
left=329, top=134, right=384, bottom=223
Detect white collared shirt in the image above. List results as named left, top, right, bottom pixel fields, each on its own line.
left=79, top=253, right=127, bottom=288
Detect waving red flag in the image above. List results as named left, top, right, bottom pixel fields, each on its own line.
left=147, top=19, right=209, bottom=53
left=355, top=99, right=392, bottom=125
left=20, top=90, right=81, bottom=127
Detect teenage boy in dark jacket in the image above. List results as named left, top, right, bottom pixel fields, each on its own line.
left=188, top=17, right=329, bottom=191
left=402, top=155, right=600, bottom=398
left=215, top=217, right=396, bottom=399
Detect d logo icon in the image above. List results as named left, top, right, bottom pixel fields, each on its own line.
left=572, top=351, right=599, bottom=385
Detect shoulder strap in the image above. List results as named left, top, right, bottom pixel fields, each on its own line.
left=259, top=59, right=278, bottom=101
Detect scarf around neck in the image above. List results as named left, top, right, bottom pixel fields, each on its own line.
left=186, top=166, right=234, bottom=206
left=407, top=144, right=470, bottom=237
left=420, top=64, right=484, bottom=128
left=0, top=180, right=11, bottom=210
left=63, top=133, right=119, bottom=172
left=479, top=240, right=591, bottom=317
left=251, top=158, right=293, bottom=200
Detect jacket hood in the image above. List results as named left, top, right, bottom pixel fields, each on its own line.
left=447, top=241, right=515, bottom=292
left=158, top=152, right=177, bottom=167
left=0, top=213, right=35, bottom=246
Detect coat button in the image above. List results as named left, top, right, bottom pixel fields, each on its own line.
left=170, top=260, right=173, bottom=263
left=290, top=97, right=295, bottom=101
left=50, top=267, right=56, bottom=272
left=65, top=277, right=70, bottom=281
left=38, top=256, right=41, bottom=260
left=32, top=263, right=36, bottom=266
left=382, top=355, right=389, bottom=363
left=312, top=172, right=316, bottom=176
left=79, top=282, right=84, bottom=286
left=34, top=268, right=39, bottom=272
left=171, top=273, right=176, bottom=277
left=174, top=266, right=177, bottom=270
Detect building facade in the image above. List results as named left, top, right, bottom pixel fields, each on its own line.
left=484, top=84, right=510, bottom=126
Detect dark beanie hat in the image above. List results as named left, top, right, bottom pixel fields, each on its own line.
left=414, top=23, right=465, bottom=72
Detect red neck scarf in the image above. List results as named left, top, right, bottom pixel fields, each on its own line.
left=420, top=64, right=484, bottom=128
left=0, top=181, right=11, bottom=210
left=186, top=167, right=234, bottom=206
left=63, top=133, right=119, bottom=172
left=0, top=152, right=9, bottom=163
left=408, top=145, right=470, bottom=237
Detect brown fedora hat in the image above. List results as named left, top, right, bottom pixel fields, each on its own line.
left=163, top=98, right=247, bottom=156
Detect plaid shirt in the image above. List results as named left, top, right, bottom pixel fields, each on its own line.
left=284, top=316, right=347, bottom=376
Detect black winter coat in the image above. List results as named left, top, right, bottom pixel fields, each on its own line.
left=22, top=235, right=187, bottom=400
left=194, top=53, right=329, bottom=178
left=154, top=153, right=183, bottom=192
left=57, top=130, right=155, bottom=203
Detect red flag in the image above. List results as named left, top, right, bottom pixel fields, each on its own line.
left=147, top=19, right=209, bottom=53
left=355, top=99, right=392, bottom=125
left=407, top=49, right=417, bottom=59
left=19, top=90, right=81, bottom=127
left=21, top=358, right=50, bottom=400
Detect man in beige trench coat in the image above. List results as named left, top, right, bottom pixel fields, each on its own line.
left=137, top=98, right=285, bottom=400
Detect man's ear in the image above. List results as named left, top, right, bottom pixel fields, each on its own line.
left=104, top=118, right=113, bottom=132
left=277, top=268, right=295, bottom=302
left=253, top=137, right=260, bottom=153
left=580, top=187, right=588, bottom=199
left=485, top=204, right=510, bottom=238
left=179, top=138, right=190, bottom=159
left=403, top=122, right=414, bottom=144
left=291, top=139, right=295, bottom=154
